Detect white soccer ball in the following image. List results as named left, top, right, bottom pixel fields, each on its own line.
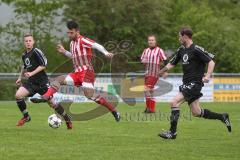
left=48, top=114, right=62, bottom=129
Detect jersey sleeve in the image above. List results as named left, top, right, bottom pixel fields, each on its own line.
left=140, top=49, right=147, bottom=63
left=159, top=48, right=167, bottom=61
left=194, top=45, right=214, bottom=63
left=169, top=47, right=182, bottom=65
left=34, top=48, right=47, bottom=66
left=81, top=37, right=95, bottom=48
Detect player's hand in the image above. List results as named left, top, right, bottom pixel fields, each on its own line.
left=105, top=52, right=114, bottom=59
left=162, top=72, right=168, bottom=79
left=24, top=72, right=33, bottom=78
left=159, top=71, right=165, bottom=77
left=202, top=74, right=210, bottom=83
left=56, top=44, right=66, bottom=54
left=16, top=78, right=22, bottom=86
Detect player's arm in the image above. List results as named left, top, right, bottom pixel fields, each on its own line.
left=159, top=49, right=181, bottom=77
left=194, top=45, right=215, bottom=83
left=159, top=63, right=175, bottom=76
left=159, top=49, right=169, bottom=78
left=16, top=66, right=25, bottom=86
left=203, top=60, right=215, bottom=83
left=25, top=66, right=46, bottom=78
left=92, top=42, right=113, bottom=58
left=57, top=44, right=72, bottom=58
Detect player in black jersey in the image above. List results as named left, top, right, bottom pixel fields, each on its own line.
left=158, top=27, right=231, bottom=139
left=15, top=33, right=72, bottom=129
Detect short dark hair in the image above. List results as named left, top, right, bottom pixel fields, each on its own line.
left=67, top=20, right=79, bottom=30
left=180, top=27, right=193, bottom=38
left=23, top=33, right=33, bottom=38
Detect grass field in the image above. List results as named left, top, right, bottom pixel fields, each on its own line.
left=0, top=102, right=239, bottom=160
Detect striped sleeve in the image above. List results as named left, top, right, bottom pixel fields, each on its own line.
left=34, top=48, right=47, bottom=66
left=141, top=49, right=147, bottom=63
left=159, top=48, right=167, bottom=61
left=81, top=37, right=95, bottom=48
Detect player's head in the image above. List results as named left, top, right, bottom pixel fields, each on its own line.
left=67, top=20, right=80, bottom=40
left=148, top=35, right=157, bottom=48
left=23, top=33, right=34, bottom=50
left=179, top=27, right=193, bottom=45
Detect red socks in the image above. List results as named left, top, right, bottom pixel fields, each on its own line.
left=146, top=97, right=156, bottom=112
left=94, top=96, right=115, bottom=112
left=43, top=87, right=57, bottom=97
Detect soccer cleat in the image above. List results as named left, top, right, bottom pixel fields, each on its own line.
left=30, top=96, right=51, bottom=103
left=66, top=121, right=73, bottom=130
left=112, top=111, right=121, bottom=122
left=221, top=113, right=231, bottom=132
left=158, top=130, right=177, bottom=139
left=16, top=116, right=31, bottom=126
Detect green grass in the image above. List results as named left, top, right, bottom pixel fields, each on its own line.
left=0, top=102, right=239, bottom=160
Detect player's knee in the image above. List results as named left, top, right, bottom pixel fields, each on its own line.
left=191, top=109, right=201, bottom=117
left=170, top=100, right=178, bottom=107
left=15, top=92, right=23, bottom=100
left=84, top=90, right=94, bottom=99
left=85, top=94, right=93, bottom=100
left=51, top=81, right=60, bottom=90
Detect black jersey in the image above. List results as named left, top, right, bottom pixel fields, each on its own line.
left=170, top=44, right=214, bottom=84
left=22, top=48, right=48, bottom=84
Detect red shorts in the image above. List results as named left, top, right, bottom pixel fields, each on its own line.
left=145, top=76, right=159, bottom=89
left=67, top=70, right=95, bottom=86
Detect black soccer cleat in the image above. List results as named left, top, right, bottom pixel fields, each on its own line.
left=158, top=130, right=177, bottom=139
left=112, top=111, right=121, bottom=122
left=30, top=96, right=51, bottom=103
left=221, top=113, right=231, bottom=132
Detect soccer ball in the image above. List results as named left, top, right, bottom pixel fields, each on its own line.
left=48, top=114, right=62, bottom=129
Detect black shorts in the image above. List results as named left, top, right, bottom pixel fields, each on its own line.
left=22, top=80, right=49, bottom=97
left=179, top=82, right=203, bottom=105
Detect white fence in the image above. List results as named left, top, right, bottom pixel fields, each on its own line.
left=1, top=73, right=240, bottom=102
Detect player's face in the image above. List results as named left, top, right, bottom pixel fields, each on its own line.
left=179, top=33, right=186, bottom=45
left=148, top=36, right=157, bottom=48
left=24, top=36, right=34, bottom=50
left=67, top=29, right=79, bottom=40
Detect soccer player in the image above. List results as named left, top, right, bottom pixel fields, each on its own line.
left=15, top=33, right=72, bottom=129
left=141, top=35, right=167, bottom=113
left=31, top=21, right=120, bottom=122
left=158, top=27, right=231, bottom=139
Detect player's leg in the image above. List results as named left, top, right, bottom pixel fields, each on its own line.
left=144, top=76, right=157, bottom=113
left=15, top=86, right=31, bottom=126
left=47, top=99, right=72, bottom=129
left=43, top=75, right=67, bottom=98
left=83, top=83, right=121, bottom=122
left=144, top=86, right=151, bottom=113
left=190, top=99, right=231, bottom=132
left=31, top=75, right=67, bottom=103
left=158, top=92, right=185, bottom=139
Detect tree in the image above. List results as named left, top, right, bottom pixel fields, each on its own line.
left=0, top=0, right=65, bottom=72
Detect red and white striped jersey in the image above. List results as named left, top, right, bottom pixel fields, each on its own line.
left=141, top=46, right=167, bottom=77
left=70, top=35, right=95, bottom=72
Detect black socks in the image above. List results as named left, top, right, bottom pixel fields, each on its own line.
left=54, top=103, right=71, bottom=122
left=201, top=109, right=223, bottom=121
left=16, top=99, right=29, bottom=118
left=170, top=107, right=180, bottom=133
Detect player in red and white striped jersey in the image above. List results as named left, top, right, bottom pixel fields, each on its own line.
left=31, top=21, right=120, bottom=122
left=141, top=35, right=167, bottom=113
